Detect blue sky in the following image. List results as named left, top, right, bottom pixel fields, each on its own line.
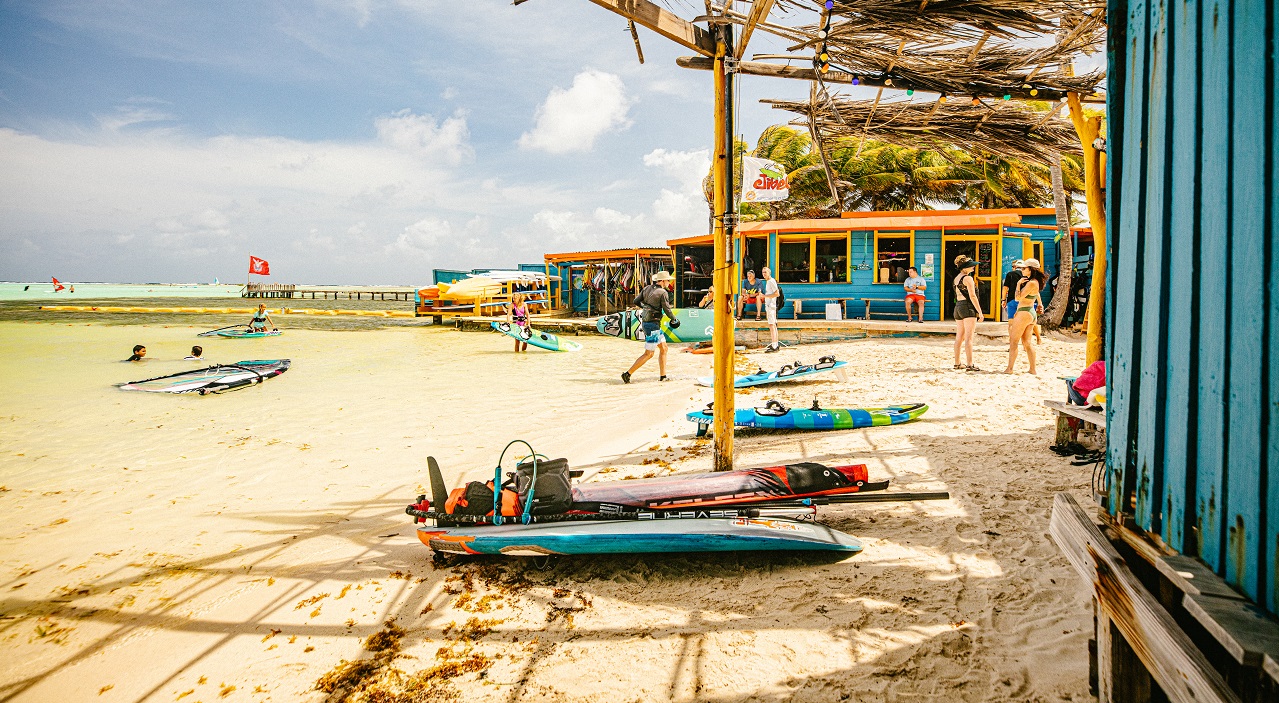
left=0, top=0, right=826, bottom=285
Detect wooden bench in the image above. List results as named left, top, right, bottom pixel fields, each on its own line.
left=1044, top=399, right=1106, bottom=444
left=859, top=297, right=913, bottom=320
left=789, top=297, right=855, bottom=319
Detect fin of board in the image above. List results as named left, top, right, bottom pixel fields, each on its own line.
left=427, top=457, right=449, bottom=512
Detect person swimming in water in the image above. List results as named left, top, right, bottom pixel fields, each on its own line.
left=185, top=345, right=203, bottom=361
left=249, top=304, right=275, bottom=332
left=127, top=345, right=147, bottom=362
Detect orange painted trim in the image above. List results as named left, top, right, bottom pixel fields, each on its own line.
left=543, top=247, right=673, bottom=263
left=839, top=207, right=1054, bottom=218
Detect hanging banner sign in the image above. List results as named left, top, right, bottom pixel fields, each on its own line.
left=741, top=156, right=790, bottom=203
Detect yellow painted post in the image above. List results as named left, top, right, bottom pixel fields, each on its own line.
left=1067, top=93, right=1106, bottom=364
left=711, top=31, right=735, bottom=472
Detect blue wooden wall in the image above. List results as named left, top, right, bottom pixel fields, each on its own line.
left=1106, top=0, right=1278, bottom=614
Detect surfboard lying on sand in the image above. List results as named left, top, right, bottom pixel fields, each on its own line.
left=419, top=516, right=862, bottom=556
left=214, top=329, right=281, bottom=338
left=697, top=357, right=847, bottom=388
left=687, top=402, right=928, bottom=436
left=596, top=309, right=714, bottom=343
left=490, top=321, right=582, bottom=352
left=118, top=360, right=290, bottom=394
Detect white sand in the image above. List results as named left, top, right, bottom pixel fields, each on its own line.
left=0, top=320, right=1097, bottom=702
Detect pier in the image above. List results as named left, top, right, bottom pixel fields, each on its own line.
left=243, top=283, right=416, bottom=300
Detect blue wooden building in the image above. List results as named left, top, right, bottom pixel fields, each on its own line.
left=668, top=208, right=1078, bottom=321
left=1047, top=0, right=1279, bottom=699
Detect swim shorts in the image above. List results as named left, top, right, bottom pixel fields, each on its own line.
left=642, top=321, right=666, bottom=351
left=954, top=301, right=978, bottom=320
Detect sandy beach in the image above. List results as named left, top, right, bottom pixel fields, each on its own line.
left=0, top=319, right=1097, bottom=702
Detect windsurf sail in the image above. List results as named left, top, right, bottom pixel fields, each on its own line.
left=52, top=277, right=65, bottom=292
left=198, top=325, right=251, bottom=337
left=118, top=359, right=290, bottom=394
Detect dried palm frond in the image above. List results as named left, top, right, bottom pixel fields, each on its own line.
left=767, top=96, right=1081, bottom=166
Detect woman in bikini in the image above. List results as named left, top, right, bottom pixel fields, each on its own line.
left=507, top=292, right=529, bottom=353
left=952, top=256, right=985, bottom=370
left=1005, top=258, right=1048, bottom=374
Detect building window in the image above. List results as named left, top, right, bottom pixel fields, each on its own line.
left=874, top=231, right=914, bottom=283
left=1032, top=241, right=1044, bottom=267
left=778, top=239, right=811, bottom=283
left=814, top=238, right=849, bottom=282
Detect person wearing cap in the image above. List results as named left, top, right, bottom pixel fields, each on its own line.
left=622, top=270, right=680, bottom=383
left=1005, top=258, right=1048, bottom=374
left=903, top=266, right=927, bottom=322
left=952, top=255, right=985, bottom=370
left=1002, top=260, right=1027, bottom=320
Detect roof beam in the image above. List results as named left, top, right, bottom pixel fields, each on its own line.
left=676, top=56, right=1106, bottom=103
left=584, top=0, right=716, bottom=57
left=734, top=0, right=776, bottom=60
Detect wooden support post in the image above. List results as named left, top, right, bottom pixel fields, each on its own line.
left=1067, top=92, right=1106, bottom=364
left=710, top=27, right=735, bottom=472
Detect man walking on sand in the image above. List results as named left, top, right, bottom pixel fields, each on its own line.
left=622, top=270, right=680, bottom=383
left=762, top=266, right=781, bottom=352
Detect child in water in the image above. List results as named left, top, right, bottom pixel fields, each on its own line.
left=185, top=346, right=203, bottom=361
left=126, top=345, right=146, bottom=361
left=507, top=292, right=529, bottom=352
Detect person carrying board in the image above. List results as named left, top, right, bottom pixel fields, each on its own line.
left=622, top=270, right=680, bottom=383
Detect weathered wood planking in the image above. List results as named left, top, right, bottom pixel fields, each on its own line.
left=1108, top=0, right=1148, bottom=518
left=1268, top=0, right=1279, bottom=617
left=1109, top=0, right=1278, bottom=616
left=585, top=0, right=716, bottom=57
left=1223, top=0, right=1270, bottom=607
left=1050, top=493, right=1242, bottom=703
left=1194, top=0, right=1233, bottom=573
left=1134, top=0, right=1171, bottom=534
left=1161, top=0, right=1199, bottom=553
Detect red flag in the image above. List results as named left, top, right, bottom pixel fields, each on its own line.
left=248, top=256, right=270, bottom=276
left=52, top=277, right=65, bottom=291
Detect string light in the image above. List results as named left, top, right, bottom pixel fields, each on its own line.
left=971, top=97, right=981, bottom=106
left=938, top=94, right=947, bottom=104
left=1002, top=94, right=1011, bottom=100
left=906, top=88, right=914, bottom=96
left=884, top=78, right=893, bottom=86
left=851, top=76, right=860, bottom=85
left=825, top=0, right=834, bottom=8
left=1029, top=88, right=1039, bottom=96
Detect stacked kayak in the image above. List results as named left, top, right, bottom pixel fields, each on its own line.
left=406, top=457, right=948, bottom=557
left=697, top=356, right=847, bottom=388
left=491, top=321, right=582, bottom=352
left=119, top=360, right=290, bottom=394
left=687, top=401, right=928, bottom=436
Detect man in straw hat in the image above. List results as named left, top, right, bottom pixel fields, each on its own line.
left=622, top=269, right=680, bottom=383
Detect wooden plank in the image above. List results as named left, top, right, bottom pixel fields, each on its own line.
left=1096, top=602, right=1115, bottom=701
left=1194, top=0, right=1232, bottom=572
left=1265, top=653, right=1279, bottom=685
left=585, top=0, right=715, bottom=56
left=1181, top=592, right=1279, bottom=667
left=1223, top=0, right=1268, bottom=604
left=1159, top=0, right=1199, bottom=556
left=1134, top=0, right=1172, bottom=534
left=1049, top=493, right=1242, bottom=703
left=733, top=0, right=775, bottom=60
left=1044, top=399, right=1107, bottom=428
left=1159, top=555, right=1249, bottom=601
left=1107, top=0, right=1149, bottom=518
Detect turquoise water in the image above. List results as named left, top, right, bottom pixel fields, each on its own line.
left=0, top=282, right=244, bottom=300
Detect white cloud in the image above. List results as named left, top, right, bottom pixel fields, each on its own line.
left=375, top=109, right=473, bottom=165
left=651, top=188, right=704, bottom=224
left=518, top=70, right=634, bottom=154
left=95, top=99, right=178, bottom=132
left=643, top=147, right=709, bottom=190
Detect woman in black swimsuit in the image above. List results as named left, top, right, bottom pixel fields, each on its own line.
left=952, top=256, right=985, bottom=370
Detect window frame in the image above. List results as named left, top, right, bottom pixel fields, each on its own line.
left=774, top=233, right=850, bottom=284
left=872, top=230, right=916, bottom=285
